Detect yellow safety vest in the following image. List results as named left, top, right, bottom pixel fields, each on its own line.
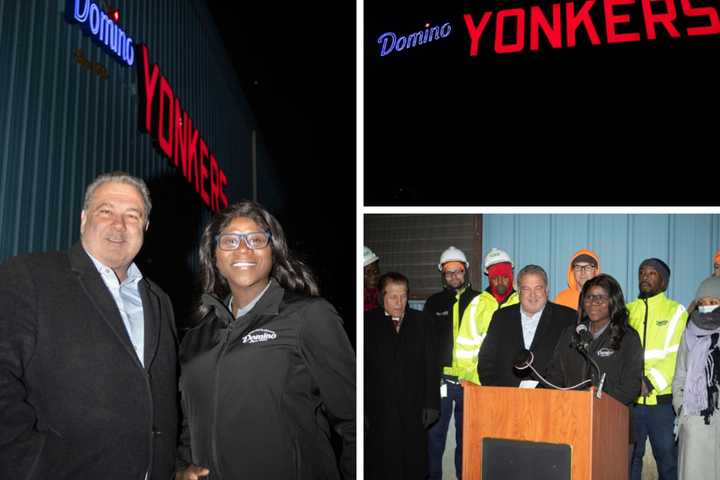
left=454, top=290, right=519, bottom=384
left=627, top=292, right=688, bottom=405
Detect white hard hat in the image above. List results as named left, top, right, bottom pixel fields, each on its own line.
left=364, top=246, right=379, bottom=267
left=438, top=246, right=469, bottom=271
left=484, top=248, right=513, bottom=274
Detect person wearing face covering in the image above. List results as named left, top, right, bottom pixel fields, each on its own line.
left=454, top=248, right=520, bottom=384
left=672, top=276, right=720, bottom=480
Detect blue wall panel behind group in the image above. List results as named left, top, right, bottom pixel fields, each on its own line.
left=483, top=214, right=720, bottom=309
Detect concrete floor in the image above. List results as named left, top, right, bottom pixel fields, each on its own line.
left=439, top=412, right=659, bottom=480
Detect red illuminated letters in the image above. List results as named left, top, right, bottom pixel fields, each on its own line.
left=137, top=44, right=228, bottom=212
left=464, top=0, right=720, bottom=55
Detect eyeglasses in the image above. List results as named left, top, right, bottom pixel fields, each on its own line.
left=444, top=269, right=465, bottom=276
left=573, top=264, right=597, bottom=273
left=215, top=231, right=271, bottom=251
left=584, top=294, right=609, bottom=305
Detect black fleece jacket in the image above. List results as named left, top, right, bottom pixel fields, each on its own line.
left=177, top=281, right=356, bottom=480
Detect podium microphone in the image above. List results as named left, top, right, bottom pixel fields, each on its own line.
left=573, top=324, right=604, bottom=398
left=575, top=324, right=594, bottom=351
left=513, top=349, right=591, bottom=391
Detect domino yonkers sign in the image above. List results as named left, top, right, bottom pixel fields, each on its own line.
left=66, top=0, right=229, bottom=212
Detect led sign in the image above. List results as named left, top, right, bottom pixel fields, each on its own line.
left=66, top=0, right=134, bottom=66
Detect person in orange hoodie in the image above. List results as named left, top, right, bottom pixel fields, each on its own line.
left=713, top=249, right=720, bottom=277
left=554, top=249, right=601, bottom=310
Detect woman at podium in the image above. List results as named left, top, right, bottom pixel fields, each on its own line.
left=545, top=274, right=643, bottom=405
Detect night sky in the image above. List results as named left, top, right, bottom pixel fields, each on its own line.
left=206, top=2, right=356, bottom=343
left=365, top=0, right=720, bottom=206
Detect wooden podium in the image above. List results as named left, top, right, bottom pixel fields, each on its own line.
left=463, top=385, right=629, bottom=480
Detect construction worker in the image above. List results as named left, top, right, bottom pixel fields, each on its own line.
left=455, top=248, right=519, bottom=384
left=554, top=249, right=601, bottom=310
left=628, top=258, right=688, bottom=480
left=364, top=246, right=381, bottom=311
left=423, top=247, right=480, bottom=480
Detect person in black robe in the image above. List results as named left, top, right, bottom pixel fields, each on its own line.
left=365, top=272, right=439, bottom=479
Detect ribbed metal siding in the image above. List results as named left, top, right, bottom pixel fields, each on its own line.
left=364, top=214, right=480, bottom=298
left=0, top=0, right=261, bottom=264
left=483, top=214, right=720, bottom=308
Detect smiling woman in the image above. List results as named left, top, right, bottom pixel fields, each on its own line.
left=175, top=201, right=356, bottom=480
left=545, top=274, right=644, bottom=406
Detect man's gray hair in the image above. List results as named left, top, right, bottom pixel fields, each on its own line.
left=517, top=264, right=549, bottom=289
left=83, top=171, right=152, bottom=221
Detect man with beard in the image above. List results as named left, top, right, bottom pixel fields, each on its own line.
left=628, top=258, right=688, bottom=480
left=455, top=248, right=520, bottom=384
left=423, top=247, right=480, bottom=480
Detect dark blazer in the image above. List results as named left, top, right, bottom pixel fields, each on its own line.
left=0, top=243, right=179, bottom=479
left=365, top=307, right=439, bottom=480
left=477, top=301, right=577, bottom=387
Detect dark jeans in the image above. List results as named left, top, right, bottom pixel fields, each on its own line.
left=630, top=403, right=678, bottom=480
left=428, top=378, right=463, bottom=480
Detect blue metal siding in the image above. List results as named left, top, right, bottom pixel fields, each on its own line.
left=483, top=214, right=720, bottom=308
left=0, top=0, right=267, bottom=263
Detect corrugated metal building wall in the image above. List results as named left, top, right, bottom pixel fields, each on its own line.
left=365, top=214, right=720, bottom=310
left=364, top=214, right=482, bottom=299
left=0, top=0, right=274, bottom=265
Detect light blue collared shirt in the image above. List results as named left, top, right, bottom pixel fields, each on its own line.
left=86, top=250, right=145, bottom=366
left=520, top=306, right=545, bottom=350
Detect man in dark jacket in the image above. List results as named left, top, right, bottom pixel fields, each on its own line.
left=478, top=264, right=576, bottom=387
left=365, top=272, right=440, bottom=480
left=423, top=246, right=479, bottom=479
left=0, top=172, right=178, bottom=479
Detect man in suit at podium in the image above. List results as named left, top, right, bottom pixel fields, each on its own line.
left=478, top=264, right=576, bottom=387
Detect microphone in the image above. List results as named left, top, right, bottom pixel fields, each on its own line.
left=572, top=323, right=603, bottom=395
left=513, top=349, right=591, bottom=391
left=575, top=323, right=594, bottom=352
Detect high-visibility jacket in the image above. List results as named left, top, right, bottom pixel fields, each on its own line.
left=454, top=289, right=519, bottom=383
left=423, top=285, right=480, bottom=379
left=627, top=292, right=688, bottom=405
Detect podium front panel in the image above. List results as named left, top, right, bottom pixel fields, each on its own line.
left=482, top=438, right=571, bottom=480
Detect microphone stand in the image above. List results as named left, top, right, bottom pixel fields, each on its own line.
left=514, top=350, right=592, bottom=391
left=575, top=342, right=606, bottom=399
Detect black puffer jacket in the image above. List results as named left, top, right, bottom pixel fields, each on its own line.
left=178, top=281, right=356, bottom=480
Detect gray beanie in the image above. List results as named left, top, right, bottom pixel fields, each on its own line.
left=695, top=276, right=720, bottom=301
left=640, top=258, right=671, bottom=287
